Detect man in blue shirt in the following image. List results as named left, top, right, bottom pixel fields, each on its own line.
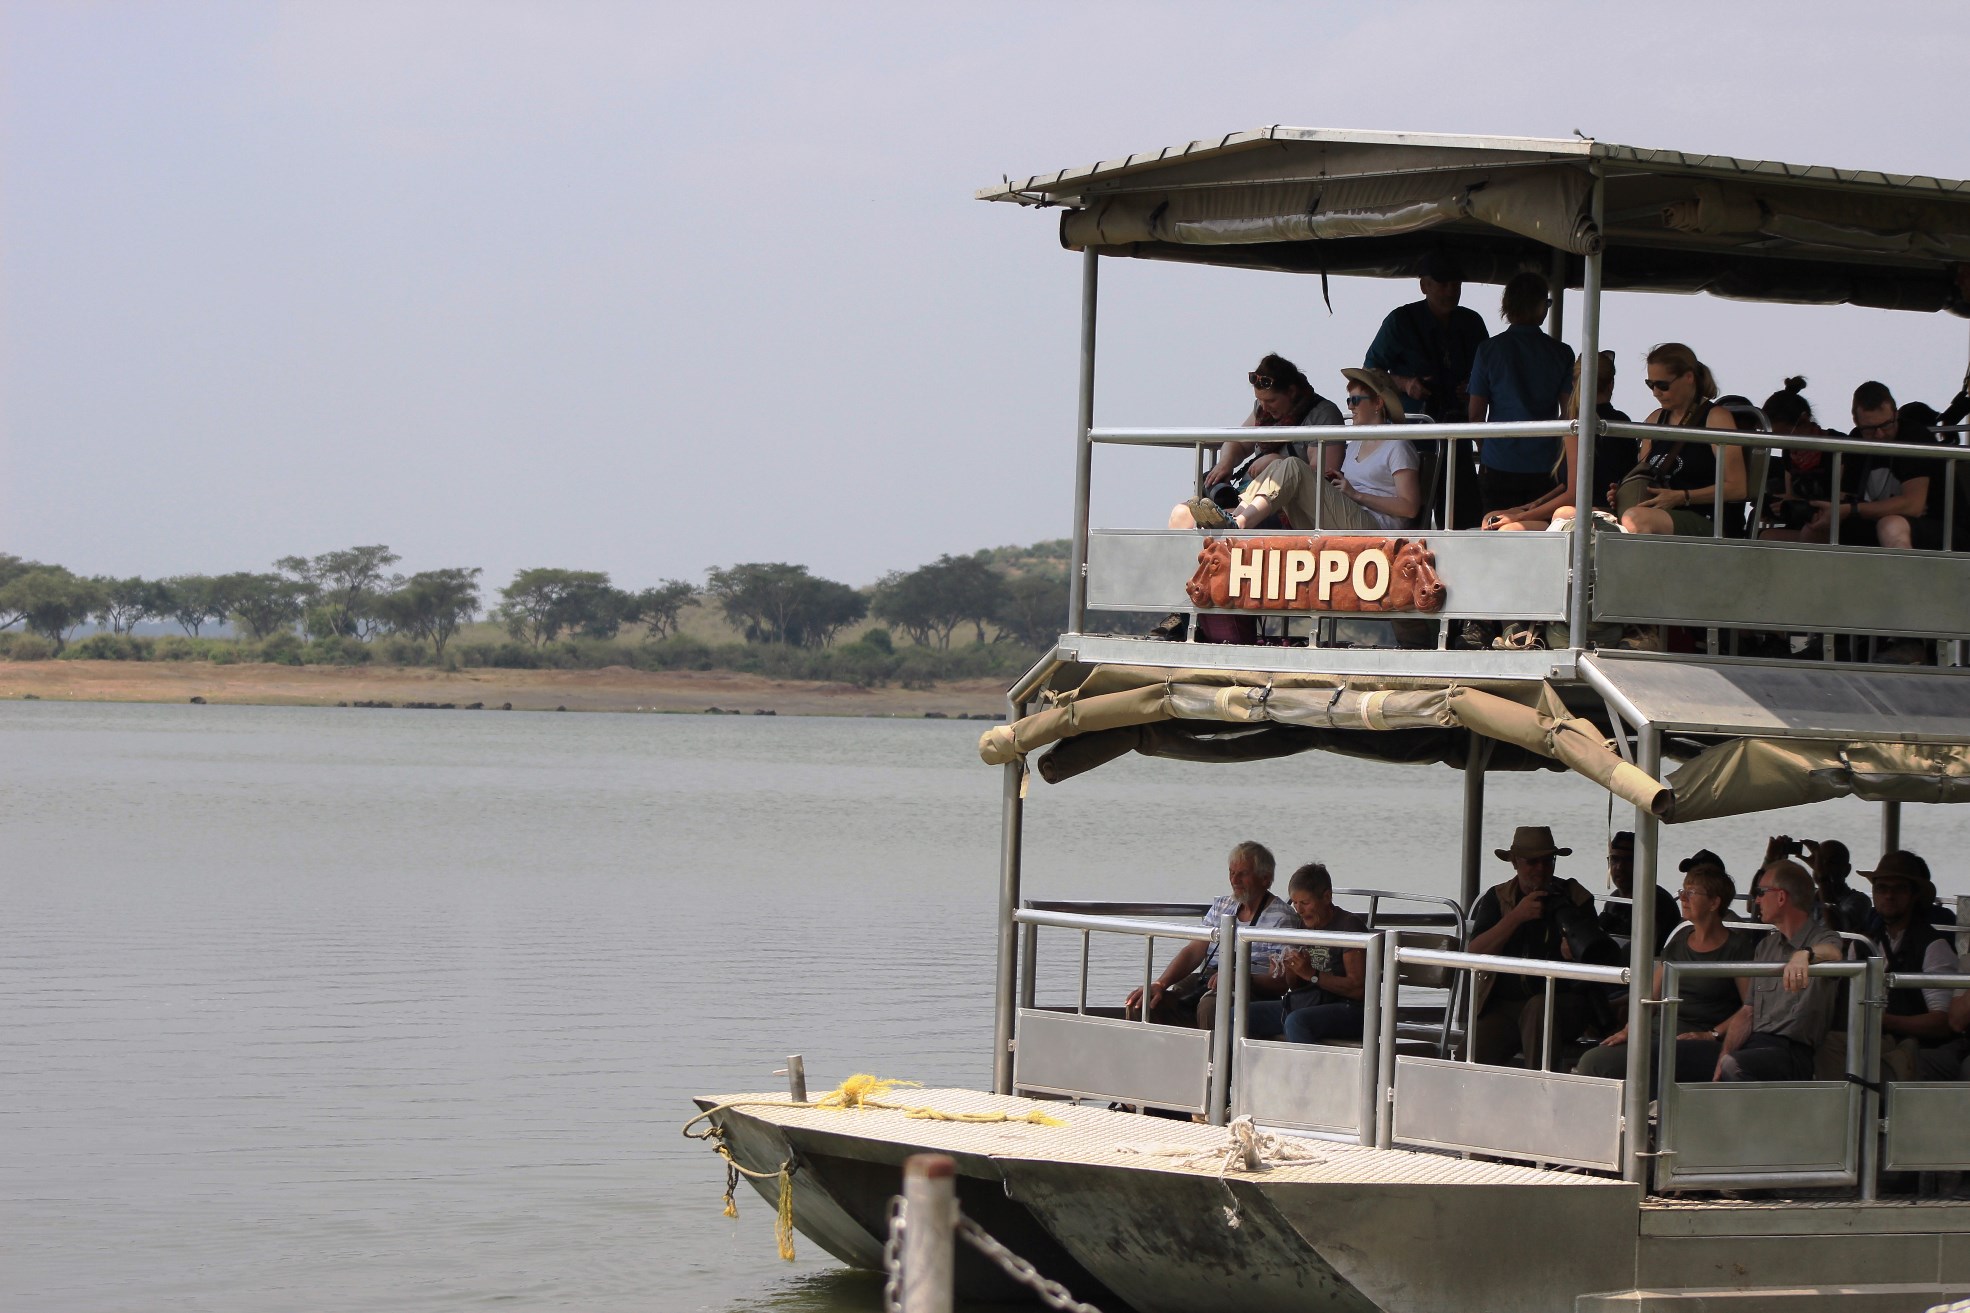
left=1467, top=271, right=1575, bottom=516
left=1364, top=252, right=1489, bottom=526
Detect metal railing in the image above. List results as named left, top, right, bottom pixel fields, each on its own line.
left=1229, top=924, right=1385, bottom=1144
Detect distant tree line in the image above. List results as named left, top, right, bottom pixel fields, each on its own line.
left=0, top=542, right=1072, bottom=672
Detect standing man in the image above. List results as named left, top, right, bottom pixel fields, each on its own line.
left=1125, top=840, right=1297, bottom=1029
left=1863, top=851, right=1965, bottom=1081
left=1715, top=861, right=1844, bottom=1081
left=1364, top=251, right=1490, bottom=525
left=1467, top=826, right=1604, bottom=1068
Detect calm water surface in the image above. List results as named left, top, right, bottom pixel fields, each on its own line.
left=1, top=701, right=1944, bottom=1311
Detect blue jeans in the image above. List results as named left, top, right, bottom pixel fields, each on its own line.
left=1246, top=997, right=1363, bottom=1043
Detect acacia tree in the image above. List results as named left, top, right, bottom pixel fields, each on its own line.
left=495, top=568, right=617, bottom=647
left=0, top=554, right=43, bottom=631
left=0, top=567, right=106, bottom=653
left=277, top=545, right=401, bottom=640
left=633, top=580, right=699, bottom=641
left=92, top=576, right=170, bottom=635
left=872, top=554, right=1005, bottom=650
left=222, top=572, right=309, bottom=640
left=375, top=568, right=481, bottom=656
left=160, top=575, right=229, bottom=637
left=993, top=572, right=1069, bottom=648
left=704, top=563, right=866, bottom=647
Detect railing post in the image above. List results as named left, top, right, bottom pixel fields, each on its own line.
left=1207, top=919, right=1237, bottom=1125
left=1859, top=957, right=1885, bottom=1201
left=1358, top=931, right=1385, bottom=1148
left=1622, top=723, right=1661, bottom=1186
left=1376, top=933, right=1400, bottom=1148
left=900, top=1154, right=957, bottom=1313
left=1566, top=169, right=1606, bottom=651
left=1018, top=920, right=1038, bottom=1011
left=992, top=746, right=1026, bottom=1094
left=1880, top=800, right=1902, bottom=857
left=1066, top=249, right=1098, bottom=635
left=1459, top=737, right=1491, bottom=915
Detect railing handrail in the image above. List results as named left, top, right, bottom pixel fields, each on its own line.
left=1012, top=908, right=1214, bottom=943
left=1599, top=419, right=1970, bottom=462
left=1235, top=925, right=1381, bottom=950
left=1883, top=971, right=1970, bottom=989
left=1395, top=944, right=1629, bottom=987
left=1662, top=958, right=1866, bottom=981
left=1090, top=419, right=1573, bottom=448
left=1023, top=899, right=1212, bottom=918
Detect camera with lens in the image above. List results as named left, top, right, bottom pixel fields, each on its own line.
left=1775, top=837, right=1806, bottom=858
left=1543, top=879, right=1621, bottom=967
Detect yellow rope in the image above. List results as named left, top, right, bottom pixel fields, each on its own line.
left=680, top=1074, right=1069, bottom=1263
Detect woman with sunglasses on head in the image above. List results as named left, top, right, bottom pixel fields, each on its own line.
left=1170, top=368, right=1418, bottom=533
left=1576, top=860, right=1752, bottom=1084
left=1199, top=353, right=1345, bottom=499
left=1617, top=342, right=1747, bottom=536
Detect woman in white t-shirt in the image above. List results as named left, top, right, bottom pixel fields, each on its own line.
left=1334, top=368, right=1422, bottom=530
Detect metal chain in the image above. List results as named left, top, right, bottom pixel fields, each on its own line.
left=880, top=1195, right=905, bottom=1313
left=956, top=1212, right=1104, bottom=1313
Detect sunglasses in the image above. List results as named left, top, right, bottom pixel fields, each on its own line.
left=1345, top=394, right=1376, bottom=408
left=1249, top=372, right=1278, bottom=389
left=1644, top=378, right=1678, bottom=394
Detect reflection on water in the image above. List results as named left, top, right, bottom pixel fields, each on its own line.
left=0, top=700, right=1931, bottom=1311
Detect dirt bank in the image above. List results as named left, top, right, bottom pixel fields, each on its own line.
left=0, top=661, right=1012, bottom=718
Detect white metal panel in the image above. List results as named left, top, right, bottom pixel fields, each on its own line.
left=1391, top=1055, right=1624, bottom=1170
left=1883, top=1082, right=1970, bottom=1171
left=1013, top=1009, right=1211, bottom=1113
left=1232, top=1038, right=1363, bottom=1135
left=1657, top=1080, right=1858, bottom=1185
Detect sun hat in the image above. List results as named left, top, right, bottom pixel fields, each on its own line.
left=1340, top=367, right=1407, bottom=422
left=1496, top=825, right=1572, bottom=862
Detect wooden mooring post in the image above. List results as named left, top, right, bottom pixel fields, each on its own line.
left=900, top=1153, right=956, bottom=1313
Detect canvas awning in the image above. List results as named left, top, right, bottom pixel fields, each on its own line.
left=976, top=665, right=1670, bottom=816
left=980, top=128, right=1970, bottom=313
left=1666, top=738, right=1970, bottom=822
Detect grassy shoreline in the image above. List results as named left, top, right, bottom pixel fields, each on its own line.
left=0, top=660, right=1013, bottom=718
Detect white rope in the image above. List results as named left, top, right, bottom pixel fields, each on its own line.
left=1112, top=1116, right=1328, bottom=1229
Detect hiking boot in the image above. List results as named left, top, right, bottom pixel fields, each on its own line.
left=1147, top=612, right=1189, bottom=642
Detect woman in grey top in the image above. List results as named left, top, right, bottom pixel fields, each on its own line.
left=1577, top=864, right=1752, bottom=1083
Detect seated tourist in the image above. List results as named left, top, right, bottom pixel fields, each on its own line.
left=1715, top=861, right=1844, bottom=1081
left=1124, top=840, right=1298, bottom=1029
left=1829, top=382, right=1950, bottom=550
left=1617, top=343, right=1747, bottom=537
left=1169, top=369, right=1420, bottom=534
left=1596, top=831, right=1682, bottom=952
left=1757, top=378, right=1857, bottom=541
left=1467, top=272, right=1575, bottom=519
left=1245, top=862, right=1370, bottom=1043
left=1482, top=350, right=1632, bottom=532
left=1762, top=835, right=1873, bottom=934
left=1201, top=353, right=1346, bottom=500
left=1864, top=851, right=1966, bottom=1080
left=1578, top=863, right=1753, bottom=1084
left=1467, top=826, right=1610, bottom=1069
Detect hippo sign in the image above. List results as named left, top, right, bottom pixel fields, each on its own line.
left=1185, top=535, right=1446, bottom=613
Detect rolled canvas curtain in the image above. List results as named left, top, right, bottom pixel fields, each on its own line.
left=1666, top=738, right=1970, bottom=822
left=978, top=668, right=1668, bottom=815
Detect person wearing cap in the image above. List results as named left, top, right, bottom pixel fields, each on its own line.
left=1168, top=368, right=1419, bottom=534
left=1467, top=272, right=1575, bottom=521
left=1467, top=826, right=1605, bottom=1069
left=1863, top=851, right=1965, bottom=1081
left=1715, top=861, right=1845, bottom=1082
left=1596, top=832, right=1683, bottom=953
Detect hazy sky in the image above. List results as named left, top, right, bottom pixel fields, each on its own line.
left=6, top=2, right=1969, bottom=591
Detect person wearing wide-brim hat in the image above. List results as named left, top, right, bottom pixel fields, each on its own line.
left=1859, top=850, right=1965, bottom=1080
left=1466, top=825, right=1607, bottom=1068
left=1169, top=368, right=1420, bottom=535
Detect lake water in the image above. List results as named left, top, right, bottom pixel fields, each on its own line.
left=1, top=700, right=1950, bottom=1311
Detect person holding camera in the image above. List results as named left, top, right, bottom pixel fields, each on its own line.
left=1467, top=826, right=1613, bottom=1069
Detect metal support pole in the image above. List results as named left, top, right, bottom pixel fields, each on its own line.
left=1358, top=935, right=1384, bottom=1149
left=784, top=1055, right=807, bottom=1103
left=1880, top=800, right=1902, bottom=857
left=1459, top=738, right=1492, bottom=913
left=1566, top=171, right=1606, bottom=650
left=1622, top=724, right=1662, bottom=1186
left=1376, top=933, right=1400, bottom=1148
left=1207, top=920, right=1237, bottom=1125
left=900, top=1154, right=956, bottom=1313
left=1018, top=921, right=1038, bottom=1011
left=991, top=747, right=1026, bottom=1094
left=1829, top=452, right=1843, bottom=546
left=1065, top=250, right=1099, bottom=635
left=1859, top=957, right=1885, bottom=1201
left=1547, top=247, right=1567, bottom=341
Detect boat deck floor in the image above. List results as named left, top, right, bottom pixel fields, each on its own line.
left=701, top=1086, right=1618, bottom=1188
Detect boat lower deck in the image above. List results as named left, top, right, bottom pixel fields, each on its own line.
left=697, top=1087, right=1970, bottom=1313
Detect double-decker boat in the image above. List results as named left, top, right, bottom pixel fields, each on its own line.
left=698, top=129, right=1970, bottom=1312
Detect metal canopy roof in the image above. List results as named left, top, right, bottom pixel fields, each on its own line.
left=1582, top=653, right=1970, bottom=743
left=978, top=127, right=1970, bottom=313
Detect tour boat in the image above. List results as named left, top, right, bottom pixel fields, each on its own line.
left=698, top=128, right=1970, bottom=1312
